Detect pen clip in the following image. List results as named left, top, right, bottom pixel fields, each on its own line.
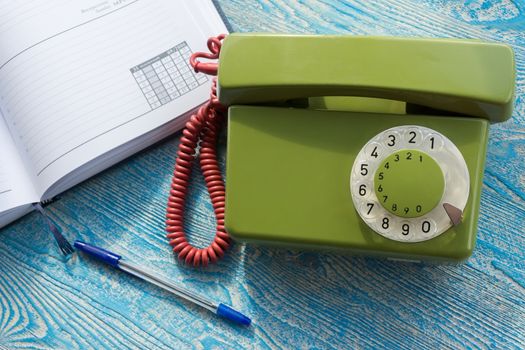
left=74, top=240, right=122, bottom=267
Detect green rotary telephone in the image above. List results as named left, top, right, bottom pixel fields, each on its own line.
left=208, top=34, right=515, bottom=262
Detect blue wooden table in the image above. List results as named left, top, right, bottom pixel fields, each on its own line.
left=1, top=1, right=524, bottom=349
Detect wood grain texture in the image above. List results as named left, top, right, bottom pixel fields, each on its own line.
left=1, top=0, right=524, bottom=349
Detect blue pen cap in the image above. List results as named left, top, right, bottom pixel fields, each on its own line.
left=74, top=240, right=122, bottom=267
left=216, top=303, right=251, bottom=326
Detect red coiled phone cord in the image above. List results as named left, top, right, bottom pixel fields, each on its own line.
left=165, top=34, right=229, bottom=267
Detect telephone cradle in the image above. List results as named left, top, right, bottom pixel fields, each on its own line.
left=166, top=34, right=515, bottom=264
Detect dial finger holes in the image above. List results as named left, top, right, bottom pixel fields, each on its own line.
left=350, top=125, right=469, bottom=243
left=423, top=133, right=444, bottom=152
left=358, top=182, right=372, bottom=199
left=379, top=215, right=392, bottom=233
left=398, top=221, right=413, bottom=241
left=381, top=130, right=402, bottom=149
left=355, top=161, right=371, bottom=178
left=364, top=142, right=384, bottom=162
left=404, top=128, right=422, bottom=146
left=419, top=218, right=436, bottom=238
left=359, top=201, right=379, bottom=219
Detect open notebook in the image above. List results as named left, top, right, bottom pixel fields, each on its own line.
left=0, top=0, right=227, bottom=228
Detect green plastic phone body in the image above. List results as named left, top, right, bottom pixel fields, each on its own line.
left=217, top=34, right=515, bottom=262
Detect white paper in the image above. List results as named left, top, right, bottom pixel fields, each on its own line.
left=0, top=0, right=227, bottom=196
left=0, top=114, right=38, bottom=214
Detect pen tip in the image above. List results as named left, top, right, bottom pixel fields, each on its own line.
left=217, top=303, right=251, bottom=326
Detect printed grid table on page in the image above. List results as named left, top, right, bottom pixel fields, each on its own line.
left=131, top=42, right=208, bottom=109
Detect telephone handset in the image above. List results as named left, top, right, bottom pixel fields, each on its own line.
left=166, top=34, right=515, bottom=265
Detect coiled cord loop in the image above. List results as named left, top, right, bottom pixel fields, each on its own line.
left=189, top=34, right=226, bottom=76
left=165, top=35, right=228, bottom=267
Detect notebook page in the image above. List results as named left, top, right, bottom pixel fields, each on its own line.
left=0, top=113, right=38, bottom=214
left=0, top=0, right=226, bottom=197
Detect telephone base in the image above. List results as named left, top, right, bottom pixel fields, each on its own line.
left=225, top=106, right=489, bottom=262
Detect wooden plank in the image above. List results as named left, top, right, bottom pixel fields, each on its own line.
left=1, top=0, right=524, bottom=348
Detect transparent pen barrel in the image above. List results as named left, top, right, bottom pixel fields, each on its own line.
left=118, top=260, right=217, bottom=313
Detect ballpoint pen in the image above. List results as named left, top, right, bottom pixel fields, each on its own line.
left=74, top=240, right=251, bottom=326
